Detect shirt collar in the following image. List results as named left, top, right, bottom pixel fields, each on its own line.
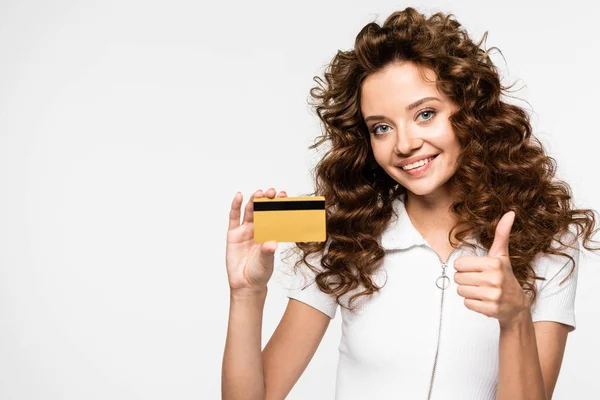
left=379, top=192, right=485, bottom=252
left=380, top=192, right=427, bottom=250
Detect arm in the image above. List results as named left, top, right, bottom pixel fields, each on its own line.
left=497, top=311, right=570, bottom=400
left=496, top=230, right=579, bottom=400
left=222, top=288, right=269, bottom=400
left=262, top=298, right=331, bottom=399
left=222, top=291, right=332, bottom=400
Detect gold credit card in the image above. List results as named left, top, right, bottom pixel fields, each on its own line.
left=253, top=196, right=326, bottom=243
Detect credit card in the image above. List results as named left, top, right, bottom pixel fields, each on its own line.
left=253, top=196, right=326, bottom=243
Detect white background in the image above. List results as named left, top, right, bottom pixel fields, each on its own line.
left=1, top=0, right=599, bottom=399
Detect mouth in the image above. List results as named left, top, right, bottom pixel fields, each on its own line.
left=397, top=154, right=439, bottom=176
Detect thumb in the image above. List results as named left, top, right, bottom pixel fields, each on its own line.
left=260, top=240, right=278, bottom=259
left=255, top=241, right=278, bottom=274
left=488, top=211, right=515, bottom=258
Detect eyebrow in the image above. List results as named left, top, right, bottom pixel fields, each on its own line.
left=363, top=96, right=441, bottom=123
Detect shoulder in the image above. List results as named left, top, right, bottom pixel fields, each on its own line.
left=532, top=229, right=580, bottom=283
left=284, top=243, right=340, bottom=319
left=530, top=229, right=581, bottom=330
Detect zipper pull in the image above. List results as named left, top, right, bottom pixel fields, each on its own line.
left=435, top=263, right=450, bottom=290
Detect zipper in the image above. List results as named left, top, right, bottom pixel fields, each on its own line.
left=426, top=244, right=462, bottom=400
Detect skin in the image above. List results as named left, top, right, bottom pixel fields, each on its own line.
left=359, top=60, right=570, bottom=399
left=361, top=61, right=461, bottom=258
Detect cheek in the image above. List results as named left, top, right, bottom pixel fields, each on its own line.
left=433, top=127, right=461, bottom=168
left=437, top=125, right=460, bottom=153
left=370, top=143, right=386, bottom=163
left=444, top=143, right=461, bottom=171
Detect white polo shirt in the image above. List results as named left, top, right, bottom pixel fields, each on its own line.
left=286, top=192, right=579, bottom=399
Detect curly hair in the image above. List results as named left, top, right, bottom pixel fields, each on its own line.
left=283, top=7, right=600, bottom=311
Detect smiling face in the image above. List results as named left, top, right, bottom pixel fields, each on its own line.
left=361, top=61, right=462, bottom=201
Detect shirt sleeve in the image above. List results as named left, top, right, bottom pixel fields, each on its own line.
left=530, top=231, right=580, bottom=332
left=285, top=250, right=339, bottom=319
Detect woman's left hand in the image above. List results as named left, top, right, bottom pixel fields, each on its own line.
left=453, top=211, right=530, bottom=328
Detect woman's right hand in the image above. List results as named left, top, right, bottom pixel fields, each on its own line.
left=226, top=188, right=287, bottom=296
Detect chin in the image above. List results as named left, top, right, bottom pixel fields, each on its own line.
left=404, top=185, right=439, bottom=196
left=395, top=174, right=444, bottom=195
left=403, top=175, right=455, bottom=197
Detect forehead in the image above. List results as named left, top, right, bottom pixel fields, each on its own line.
left=360, top=62, right=441, bottom=114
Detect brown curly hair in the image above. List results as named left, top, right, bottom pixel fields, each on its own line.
left=282, top=7, right=600, bottom=311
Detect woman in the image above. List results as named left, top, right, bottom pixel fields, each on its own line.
left=222, top=7, right=599, bottom=400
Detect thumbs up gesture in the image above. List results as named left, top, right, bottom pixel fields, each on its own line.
left=453, top=211, right=529, bottom=327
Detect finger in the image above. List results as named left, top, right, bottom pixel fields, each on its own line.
left=463, top=298, right=496, bottom=317
left=228, top=191, right=244, bottom=231
left=453, top=271, right=486, bottom=286
left=278, top=190, right=287, bottom=198
left=453, top=256, right=486, bottom=272
left=242, top=189, right=263, bottom=225
left=488, top=211, right=515, bottom=258
left=456, top=284, right=490, bottom=301
left=265, top=187, right=277, bottom=198
left=261, top=240, right=278, bottom=255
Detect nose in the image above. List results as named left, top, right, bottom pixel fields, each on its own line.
left=394, top=125, right=423, bottom=155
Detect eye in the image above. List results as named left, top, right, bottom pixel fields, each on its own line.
left=417, top=108, right=437, bottom=122
left=370, top=124, right=391, bottom=135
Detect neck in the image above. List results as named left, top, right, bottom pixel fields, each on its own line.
left=404, top=189, right=456, bottom=239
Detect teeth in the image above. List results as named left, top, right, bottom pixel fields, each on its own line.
left=401, top=156, right=435, bottom=170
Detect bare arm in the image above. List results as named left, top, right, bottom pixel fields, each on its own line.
left=531, top=321, right=570, bottom=399
left=262, top=298, right=331, bottom=399
left=496, top=312, right=569, bottom=400
left=222, top=293, right=331, bottom=400
left=222, top=189, right=333, bottom=399
left=222, top=288, right=269, bottom=400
